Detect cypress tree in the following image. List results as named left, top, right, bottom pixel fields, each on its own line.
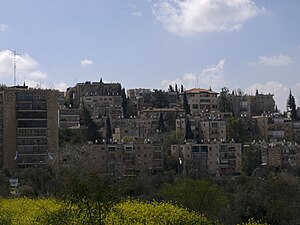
left=158, top=112, right=166, bottom=132
left=106, top=115, right=113, bottom=143
left=183, top=92, right=191, bottom=116
left=287, top=89, right=298, bottom=121
left=185, top=117, right=194, bottom=140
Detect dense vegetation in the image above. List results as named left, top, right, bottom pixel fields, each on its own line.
left=1, top=164, right=300, bottom=224
left=0, top=198, right=269, bottom=225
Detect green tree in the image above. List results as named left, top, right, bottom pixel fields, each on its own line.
left=152, top=89, right=168, bottom=108
left=185, top=117, right=194, bottom=140
left=219, top=87, right=232, bottom=112
left=106, top=115, right=113, bottom=143
left=287, top=89, right=298, bottom=121
left=80, top=103, right=102, bottom=143
left=160, top=178, right=229, bottom=220
left=183, top=92, right=191, bottom=115
left=158, top=112, right=166, bottom=132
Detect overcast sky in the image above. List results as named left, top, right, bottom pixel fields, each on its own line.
left=1, top=0, right=300, bottom=111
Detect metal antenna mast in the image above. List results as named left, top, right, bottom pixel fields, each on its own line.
left=13, top=50, right=17, bottom=86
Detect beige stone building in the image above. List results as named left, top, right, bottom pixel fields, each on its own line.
left=90, top=143, right=164, bottom=176
left=171, top=141, right=242, bottom=176
left=0, top=86, right=59, bottom=172
left=66, top=80, right=123, bottom=119
left=179, top=88, right=219, bottom=115
left=228, top=92, right=275, bottom=117
left=176, top=117, right=226, bottom=142
left=244, top=141, right=300, bottom=170
left=254, top=115, right=300, bottom=142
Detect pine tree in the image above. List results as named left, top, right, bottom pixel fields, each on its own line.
left=287, top=89, right=298, bottom=121
left=158, top=112, right=166, bottom=132
left=106, top=115, right=113, bottom=143
left=185, top=117, right=194, bottom=140
left=183, top=92, right=191, bottom=116
left=80, top=103, right=102, bottom=143
left=121, top=88, right=128, bottom=118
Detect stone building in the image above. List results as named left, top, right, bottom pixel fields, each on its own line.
left=79, top=143, right=164, bottom=176
left=179, top=88, right=219, bottom=115
left=176, top=116, right=226, bottom=142
left=244, top=141, right=300, bottom=170
left=66, top=80, right=123, bottom=119
left=0, top=86, right=59, bottom=172
left=171, top=141, right=242, bottom=176
left=254, top=115, right=300, bottom=142
left=226, top=91, right=275, bottom=117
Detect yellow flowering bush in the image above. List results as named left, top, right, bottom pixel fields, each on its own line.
left=237, top=218, right=269, bottom=225
left=0, top=198, right=62, bottom=225
left=104, top=199, right=216, bottom=225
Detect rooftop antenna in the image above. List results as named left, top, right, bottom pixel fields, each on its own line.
left=13, top=50, right=17, bottom=86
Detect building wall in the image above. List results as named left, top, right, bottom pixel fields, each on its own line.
left=180, top=88, right=219, bottom=115
left=1, top=87, right=58, bottom=172
left=2, top=90, right=17, bottom=171
left=171, top=142, right=242, bottom=176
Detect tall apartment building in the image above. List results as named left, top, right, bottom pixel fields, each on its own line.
left=179, top=88, right=219, bottom=115
left=0, top=86, right=59, bottom=172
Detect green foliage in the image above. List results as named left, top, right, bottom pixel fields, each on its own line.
left=104, top=199, right=216, bottom=225
left=287, top=89, right=298, bottom=121
left=152, top=89, right=169, bottom=108
left=106, top=115, right=112, bottom=142
left=160, top=178, right=229, bottom=219
left=221, top=172, right=300, bottom=225
left=242, top=147, right=262, bottom=176
left=59, top=128, right=86, bottom=146
left=237, top=218, right=269, bottom=225
left=226, top=117, right=258, bottom=143
left=185, top=117, right=194, bottom=140
left=219, top=87, right=232, bottom=112
left=0, top=171, right=10, bottom=197
left=157, top=112, right=166, bottom=132
left=183, top=91, right=191, bottom=115
left=80, top=103, right=102, bottom=143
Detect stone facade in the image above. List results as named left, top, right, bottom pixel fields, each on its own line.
left=171, top=141, right=242, bottom=176
left=0, top=86, right=59, bottom=172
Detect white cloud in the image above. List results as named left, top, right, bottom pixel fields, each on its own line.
left=80, top=59, right=94, bottom=67
left=54, top=82, right=68, bottom=92
left=153, top=0, right=264, bottom=36
left=244, top=81, right=291, bottom=112
left=0, top=50, right=47, bottom=86
left=258, top=54, right=292, bottom=66
left=161, top=59, right=226, bottom=91
left=129, top=4, right=143, bottom=17
left=0, top=23, right=9, bottom=32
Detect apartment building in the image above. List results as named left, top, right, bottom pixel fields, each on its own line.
left=59, top=108, right=80, bottom=128
left=254, top=115, right=300, bottom=142
left=227, top=92, right=275, bottom=116
left=0, top=86, right=59, bottom=172
left=171, top=141, right=242, bottom=176
left=244, top=141, right=300, bottom=170
left=179, top=88, right=219, bottom=115
left=66, top=80, right=123, bottom=119
left=85, top=143, right=164, bottom=176
left=176, top=116, right=226, bottom=142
